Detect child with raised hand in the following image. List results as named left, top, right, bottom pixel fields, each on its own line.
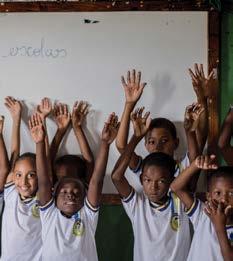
left=112, top=107, right=191, bottom=261
left=50, top=101, right=94, bottom=185
left=116, top=70, right=205, bottom=183
left=0, top=115, right=42, bottom=260
left=170, top=156, right=233, bottom=261
left=29, top=112, right=118, bottom=261
left=218, top=107, right=233, bottom=165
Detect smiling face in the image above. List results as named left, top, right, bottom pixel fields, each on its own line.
left=145, top=128, right=179, bottom=157
left=56, top=180, right=85, bottom=217
left=13, top=158, right=38, bottom=199
left=141, top=165, right=173, bottom=204
left=207, top=177, right=233, bottom=209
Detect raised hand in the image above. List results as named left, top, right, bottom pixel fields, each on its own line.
left=121, top=69, right=146, bottom=104
left=29, top=113, right=45, bottom=144
left=194, top=155, right=218, bottom=170
left=188, top=63, right=215, bottom=101
left=72, top=101, right=88, bottom=130
left=4, top=96, right=22, bottom=120
left=184, top=103, right=204, bottom=132
left=53, top=103, right=71, bottom=130
left=204, top=201, right=233, bottom=227
left=0, top=116, right=4, bottom=135
left=37, top=97, right=52, bottom=121
left=102, top=113, right=119, bottom=144
left=130, top=107, right=151, bottom=138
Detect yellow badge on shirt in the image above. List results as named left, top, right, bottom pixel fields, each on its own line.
left=31, top=203, right=40, bottom=218
left=73, top=220, right=85, bottom=237
left=170, top=214, right=180, bottom=231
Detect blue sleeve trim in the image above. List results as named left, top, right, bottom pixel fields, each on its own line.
left=4, top=182, right=14, bottom=189
left=185, top=198, right=199, bottom=217
left=122, top=189, right=135, bottom=203
left=130, top=157, right=142, bottom=173
left=39, top=198, right=54, bottom=211
left=85, top=198, right=99, bottom=213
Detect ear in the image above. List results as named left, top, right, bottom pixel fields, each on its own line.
left=174, top=138, right=179, bottom=150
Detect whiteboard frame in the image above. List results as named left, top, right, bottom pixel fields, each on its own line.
left=0, top=1, right=219, bottom=204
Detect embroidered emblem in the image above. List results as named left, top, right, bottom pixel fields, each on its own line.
left=72, top=219, right=85, bottom=236
left=31, top=203, right=40, bottom=218
left=170, top=213, right=180, bottom=231
left=229, top=232, right=233, bottom=246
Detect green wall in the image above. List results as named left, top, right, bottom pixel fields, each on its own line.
left=221, top=11, right=233, bottom=122
left=96, top=205, right=133, bottom=261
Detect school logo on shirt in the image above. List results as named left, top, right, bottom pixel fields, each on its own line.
left=31, top=203, right=40, bottom=218
left=170, top=213, right=180, bottom=231
left=72, top=220, right=85, bottom=236
left=229, top=232, right=233, bottom=246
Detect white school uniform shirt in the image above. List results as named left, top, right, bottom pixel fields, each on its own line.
left=186, top=198, right=233, bottom=261
left=122, top=189, right=191, bottom=261
left=1, top=182, right=42, bottom=261
left=132, top=153, right=190, bottom=179
left=39, top=197, right=99, bottom=261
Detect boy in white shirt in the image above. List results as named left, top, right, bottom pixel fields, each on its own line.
left=111, top=108, right=191, bottom=261
left=29, top=112, right=119, bottom=261
left=170, top=156, right=233, bottom=261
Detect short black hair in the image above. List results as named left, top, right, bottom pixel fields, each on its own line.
left=147, top=118, right=177, bottom=139
left=207, top=166, right=233, bottom=191
left=54, top=154, right=86, bottom=180
left=14, top=152, right=36, bottom=169
left=141, top=152, right=176, bottom=178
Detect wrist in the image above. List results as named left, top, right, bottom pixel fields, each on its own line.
left=125, top=102, right=136, bottom=110
left=213, top=221, right=225, bottom=232
left=57, top=126, right=68, bottom=132
left=101, top=140, right=111, bottom=148
left=132, top=134, right=143, bottom=142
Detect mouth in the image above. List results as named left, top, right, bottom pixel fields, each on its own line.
left=64, top=201, right=78, bottom=206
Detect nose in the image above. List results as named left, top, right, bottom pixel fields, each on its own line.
left=220, top=194, right=228, bottom=205
left=151, top=182, right=158, bottom=192
left=21, top=177, right=28, bottom=186
left=67, top=193, right=75, bottom=200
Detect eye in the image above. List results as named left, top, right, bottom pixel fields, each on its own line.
left=15, top=172, right=21, bottom=178
left=144, top=178, right=150, bottom=183
left=158, top=179, right=166, bottom=184
left=160, top=139, right=168, bottom=144
left=229, top=191, right=233, bottom=197
left=27, top=172, right=36, bottom=178
left=214, top=191, right=221, bottom=197
left=148, top=140, right=155, bottom=145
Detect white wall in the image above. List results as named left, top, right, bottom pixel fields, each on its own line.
left=0, top=11, right=208, bottom=192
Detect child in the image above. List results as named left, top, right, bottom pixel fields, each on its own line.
left=170, top=156, right=233, bottom=260
left=218, top=106, right=233, bottom=165
left=50, top=101, right=94, bottom=184
left=0, top=116, right=42, bottom=260
left=111, top=108, right=191, bottom=261
left=116, top=66, right=211, bottom=179
left=29, top=112, right=118, bottom=261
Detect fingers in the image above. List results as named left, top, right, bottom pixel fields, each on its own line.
left=136, top=71, right=141, bottom=86
left=53, top=103, right=69, bottom=117
left=29, top=113, right=42, bottom=129
left=195, top=155, right=217, bottom=170
left=122, top=69, right=143, bottom=87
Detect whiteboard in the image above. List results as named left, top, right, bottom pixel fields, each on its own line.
left=0, top=12, right=208, bottom=192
